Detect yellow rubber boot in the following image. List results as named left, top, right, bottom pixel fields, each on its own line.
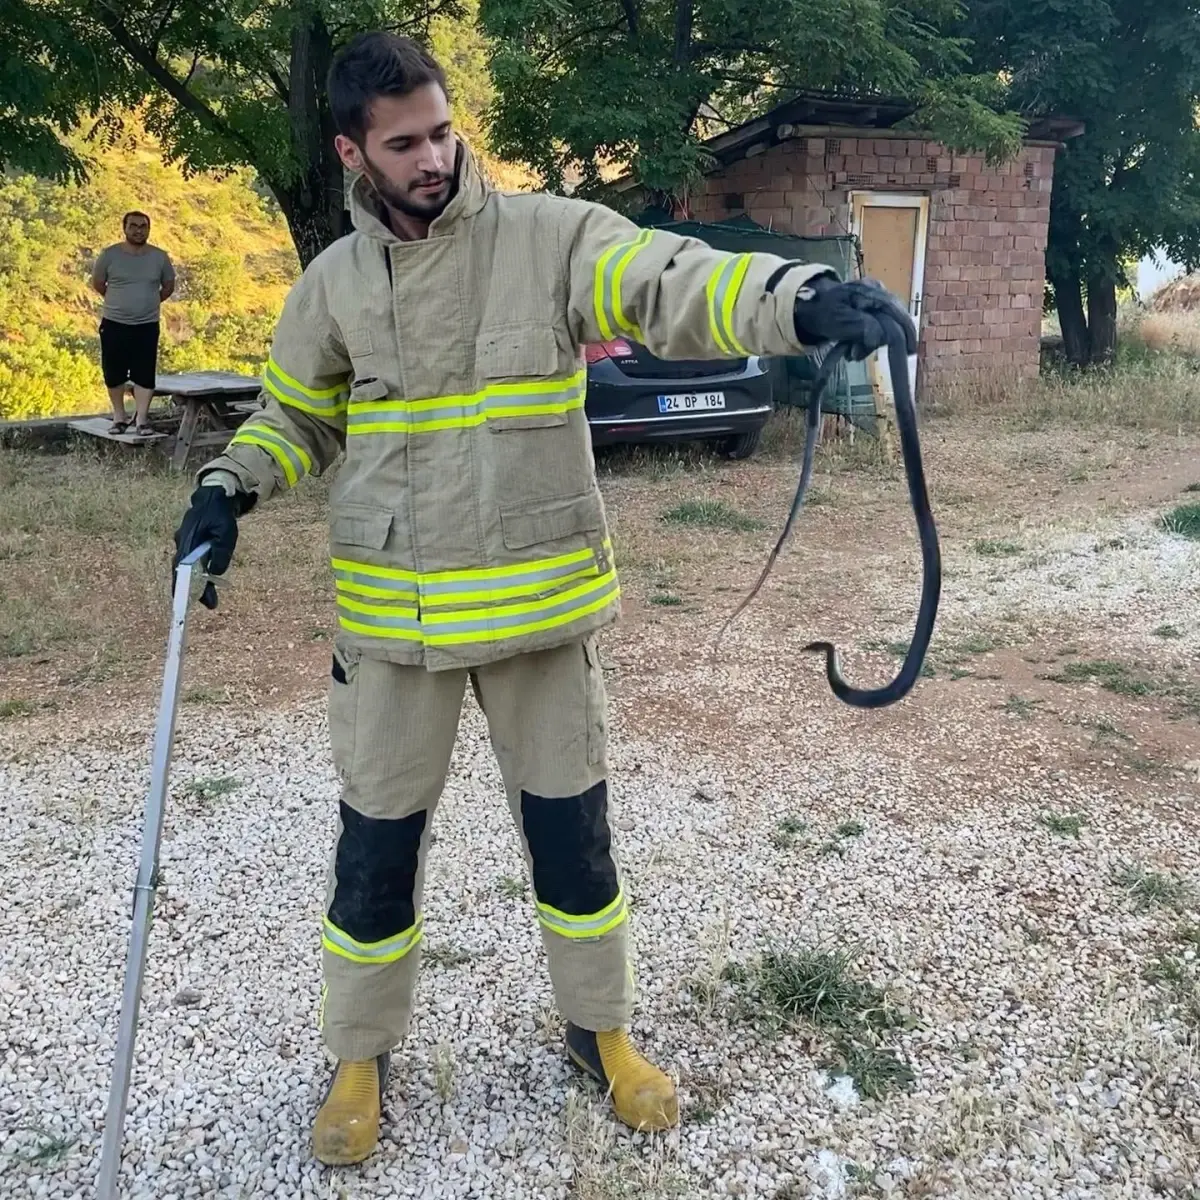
left=565, top=1023, right=679, bottom=1131
left=311, top=1053, right=389, bottom=1166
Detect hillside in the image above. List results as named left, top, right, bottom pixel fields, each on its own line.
left=0, top=114, right=300, bottom=422
left=0, top=3, right=538, bottom=424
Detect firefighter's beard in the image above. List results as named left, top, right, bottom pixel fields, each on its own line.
left=360, top=151, right=456, bottom=224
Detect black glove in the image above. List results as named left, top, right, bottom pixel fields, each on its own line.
left=793, top=274, right=918, bottom=361
left=171, top=482, right=255, bottom=610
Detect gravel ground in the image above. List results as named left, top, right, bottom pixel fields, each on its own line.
left=3, top=656, right=1200, bottom=1199
left=4, top=424, right=1200, bottom=1198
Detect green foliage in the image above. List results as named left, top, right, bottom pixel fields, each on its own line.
left=478, top=0, right=1024, bottom=199
left=0, top=113, right=298, bottom=421
left=964, top=1, right=1200, bottom=364
left=26, top=0, right=523, bottom=263
left=0, top=0, right=135, bottom=182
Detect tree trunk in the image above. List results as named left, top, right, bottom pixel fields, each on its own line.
left=1049, top=264, right=1089, bottom=367
left=1086, top=270, right=1118, bottom=365
left=278, top=7, right=348, bottom=268
left=275, top=177, right=341, bottom=269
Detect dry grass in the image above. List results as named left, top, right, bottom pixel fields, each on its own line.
left=1137, top=311, right=1200, bottom=357
left=927, top=356, right=1200, bottom=433
left=0, top=447, right=332, bottom=694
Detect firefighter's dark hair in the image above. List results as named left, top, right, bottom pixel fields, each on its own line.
left=327, top=31, right=449, bottom=145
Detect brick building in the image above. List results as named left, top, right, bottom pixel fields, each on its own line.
left=612, top=94, right=1083, bottom=398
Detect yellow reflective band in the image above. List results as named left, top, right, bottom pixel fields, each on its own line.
left=536, top=888, right=628, bottom=939
left=321, top=914, right=424, bottom=965
left=267, top=355, right=349, bottom=401
left=420, top=540, right=611, bottom=585
left=421, top=578, right=620, bottom=646
left=230, top=424, right=312, bottom=487
left=418, top=563, right=600, bottom=608
left=706, top=254, right=753, bottom=357
left=720, top=255, right=753, bottom=356
left=594, top=231, right=652, bottom=343
left=330, top=557, right=418, bottom=584
left=336, top=578, right=620, bottom=646
left=705, top=261, right=732, bottom=355
left=345, top=370, right=587, bottom=436
left=608, top=232, right=651, bottom=343
left=419, top=571, right=614, bottom=627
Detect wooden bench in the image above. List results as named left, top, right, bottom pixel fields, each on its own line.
left=67, top=370, right=264, bottom=470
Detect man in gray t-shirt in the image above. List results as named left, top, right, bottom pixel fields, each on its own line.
left=90, top=211, right=176, bottom=435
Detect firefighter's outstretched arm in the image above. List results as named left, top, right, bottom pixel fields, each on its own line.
left=561, top=200, right=913, bottom=363
left=170, top=269, right=351, bottom=608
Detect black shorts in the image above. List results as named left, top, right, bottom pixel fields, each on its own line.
left=99, top=319, right=160, bottom=390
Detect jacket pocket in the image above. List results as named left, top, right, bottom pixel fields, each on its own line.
left=499, top=489, right=604, bottom=551
left=349, top=376, right=389, bottom=402
left=330, top=502, right=394, bottom=551
left=478, top=324, right=571, bottom=432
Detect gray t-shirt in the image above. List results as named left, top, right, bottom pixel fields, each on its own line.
left=93, top=244, right=175, bottom=325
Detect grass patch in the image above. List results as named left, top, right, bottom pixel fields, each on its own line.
left=8, top=1127, right=78, bottom=1168
left=1143, top=952, right=1200, bottom=1033
left=998, top=694, right=1041, bottom=719
left=1080, top=716, right=1133, bottom=743
left=835, top=820, right=866, bottom=839
left=1111, top=862, right=1191, bottom=912
left=927, top=354, right=1200, bottom=434
left=744, top=942, right=916, bottom=1099
left=1185, top=482, right=1200, bottom=493
left=1154, top=624, right=1185, bottom=640
left=497, top=874, right=527, bottom=900
left=770, top=814, right=808, bottom=850
left=973, top=538, right=1022, bottom=557
left=0, top=698, right=36, bottom=719
left=650, top=593, right=683, bottom=607
left=564, top=1088, right=686, bottom=1198
left=1039, top=811, right=1085, bottom=838
left=1160, top=503, right=1200, bottom=541
left=660, top=499, right=763, bottom=532
left=188, top=775, right=241, bottom=801
left=1042, top=659, right=1156, bottom=697
left=1046, top=658, right=1200, bottom=718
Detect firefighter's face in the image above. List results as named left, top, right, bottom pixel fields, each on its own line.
left=337, top=83, right=456, bottom=223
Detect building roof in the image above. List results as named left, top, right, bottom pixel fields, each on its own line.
left=610, top=90, right=1085, bottom=194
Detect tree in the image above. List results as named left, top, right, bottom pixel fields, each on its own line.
left=964, top=0, right=1200, bottom=366
left=0, top=0, right=132, bottom=182
left=47, top=0, right=466, bottom=267
left=476, top=0, right=1025, bottom=203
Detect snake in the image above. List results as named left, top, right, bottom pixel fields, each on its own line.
left=715, top=315, right=942, bottom=708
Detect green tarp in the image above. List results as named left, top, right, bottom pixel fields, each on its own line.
left=631, top=212, right=878, bottom=429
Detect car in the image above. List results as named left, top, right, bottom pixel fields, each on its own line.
left=582, top=337, right=775, bottom=459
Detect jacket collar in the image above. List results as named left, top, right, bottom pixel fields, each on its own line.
left=348, top=136, right=490, bottom=243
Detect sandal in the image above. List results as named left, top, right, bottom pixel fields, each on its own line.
left=134, top=423, right=156, bottom=438
left=109, top=419, right=130, bottom=434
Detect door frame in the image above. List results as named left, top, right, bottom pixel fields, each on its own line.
left=848, top=190, right=930, bottom=402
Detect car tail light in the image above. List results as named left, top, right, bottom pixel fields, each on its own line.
left=584, top=339, right=633, bottom=363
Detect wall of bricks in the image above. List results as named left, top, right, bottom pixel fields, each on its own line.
left=683, top=134, right=1057, bottom=390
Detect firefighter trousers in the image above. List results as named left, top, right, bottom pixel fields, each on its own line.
left=319, top=633, right=635, bottom=1062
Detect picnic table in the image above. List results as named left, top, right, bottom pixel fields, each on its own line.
left=68, top=370, right=264, bottom=469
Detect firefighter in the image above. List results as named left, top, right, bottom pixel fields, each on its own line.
left=171, top=30, right=915, bottom=1167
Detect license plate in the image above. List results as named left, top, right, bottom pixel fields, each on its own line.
left=656, top=391, right=726, bottom=413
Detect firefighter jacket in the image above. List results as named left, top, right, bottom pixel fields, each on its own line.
left=200, top=138, right=833, bottom=672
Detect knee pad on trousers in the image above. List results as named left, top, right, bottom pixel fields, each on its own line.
left=325, top=802, right=426, bottom=959
left=520, top=781, right=625, bottom=937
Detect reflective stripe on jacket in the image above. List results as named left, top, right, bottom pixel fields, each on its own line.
left=199, top=139, right=831, bottom=671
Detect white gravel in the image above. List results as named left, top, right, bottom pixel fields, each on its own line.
left=3, top=652, right=1200, bottom=1199
left=942, top=511, right=1200, bottom=651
